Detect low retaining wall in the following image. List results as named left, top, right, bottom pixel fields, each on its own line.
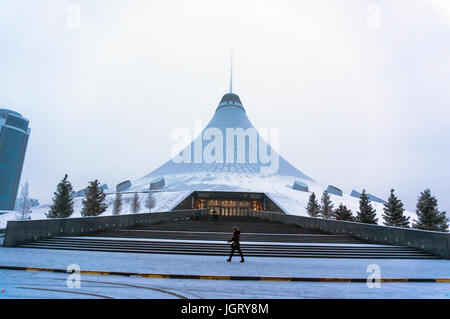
left=250, top=211, right=450, bottom=259
left=3, top=209, right=206, bottom=248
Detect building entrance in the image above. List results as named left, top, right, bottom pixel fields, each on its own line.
left=195, top=199, right=264, bottom=216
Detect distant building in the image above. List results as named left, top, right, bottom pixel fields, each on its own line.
left=0, top=109, right=31, bottom=210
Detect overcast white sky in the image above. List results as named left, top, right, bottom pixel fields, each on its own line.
left=0, top=0, right=449, bottom=214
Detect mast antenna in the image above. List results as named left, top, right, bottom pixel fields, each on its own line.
left=230, top=50, right=233, bottom=93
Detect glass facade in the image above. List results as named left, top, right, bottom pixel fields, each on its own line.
left=173, top=191, right=285, bottom=214
left=194, top=193, right=264, bottom=216
left=0, top=109, right=30, bottom=210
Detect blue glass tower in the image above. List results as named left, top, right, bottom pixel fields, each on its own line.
left=0, top=109, right=30, bottom=210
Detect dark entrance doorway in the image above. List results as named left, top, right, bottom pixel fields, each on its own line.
left=172, top=191, right=285, bottom=215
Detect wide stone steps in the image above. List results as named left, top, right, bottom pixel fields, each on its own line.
left=82, top=217, right=363, bottom=244
left=16, top=216, right=440, bottom=259
left=132, top=218, right=324, bottom=234
left=19, top=237, right=438, bottom=259
left=89, top=229, right=362, bottom=243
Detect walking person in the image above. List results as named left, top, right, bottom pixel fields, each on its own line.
left=227, top=226, right=245, bottom=263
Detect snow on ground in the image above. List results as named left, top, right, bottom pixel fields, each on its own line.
left=1, top=269, right=449, bottom=299
left=0, top=247, right=449, bottom=299
left=1, top=247, right=449, bottom=279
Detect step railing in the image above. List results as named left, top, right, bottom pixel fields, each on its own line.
left=248, top=210, right=450, bottom=259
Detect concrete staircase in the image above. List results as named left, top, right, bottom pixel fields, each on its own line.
left=84, top=216, right=363, bottom=244
left=18, top=216, right=439, bottom=259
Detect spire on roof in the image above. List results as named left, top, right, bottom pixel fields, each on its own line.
left=229, top=50, right=233, bottom=93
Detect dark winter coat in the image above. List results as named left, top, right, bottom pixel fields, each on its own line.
left=228, top=230, right=241, bottom=249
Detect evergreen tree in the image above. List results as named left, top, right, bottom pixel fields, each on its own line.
left=131, top=192, right=141, bottom=214
left=81, top=180, right=107, bottom=217
left=320, top=190, right=334, bottom=219
left=383, top=189, right=410, bottom=228
left=306, top=192, right=320, bottom=217
left=145, top=189, right=156, bottom=213
left=47, top=174, right=74, bottom=219
left=413, top=189, right=449, bottom=232
left=356, top=189, right=378, bottom=224
left=334, top=203, right=354, bottom=221
left=112, top=192, right=122, bottom=215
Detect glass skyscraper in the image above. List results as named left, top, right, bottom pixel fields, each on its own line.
left=0, top=109, right=30, bottom=211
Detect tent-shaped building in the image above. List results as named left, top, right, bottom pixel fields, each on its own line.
left=126, top=90, right=411, bottom=223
